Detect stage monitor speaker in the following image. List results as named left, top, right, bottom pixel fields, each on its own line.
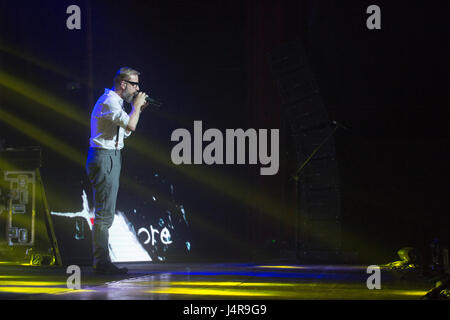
left=270, top=40, right=353, bottom=262
left=0, top=147, right=61, bottom=266
left=284, top=95, right=330, bottom=132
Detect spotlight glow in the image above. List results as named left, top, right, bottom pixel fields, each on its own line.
left=169, top=281, right=297, bottom=287
left=0, top=287, right=93, bottom=295
left=146, top=287, right=279, bottom=297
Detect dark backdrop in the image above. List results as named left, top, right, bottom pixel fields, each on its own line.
left=0, top=0, right=448, bottom=263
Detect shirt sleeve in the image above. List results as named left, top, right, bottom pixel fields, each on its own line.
left=98, top=98, right=130, bottom=129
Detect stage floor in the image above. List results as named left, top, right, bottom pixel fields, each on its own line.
left=0, top=261, right=434, bottom=300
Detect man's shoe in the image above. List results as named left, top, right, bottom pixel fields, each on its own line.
left=93, top=262, right=128, bottom=275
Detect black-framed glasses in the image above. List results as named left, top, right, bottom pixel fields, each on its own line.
left=124, top=80, right=139, bottom=87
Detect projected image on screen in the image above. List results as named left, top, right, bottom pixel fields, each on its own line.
left=51, top=173, right=191, bottom=263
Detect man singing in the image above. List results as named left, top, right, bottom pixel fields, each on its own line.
left=86, top=67, right=148, bottom=274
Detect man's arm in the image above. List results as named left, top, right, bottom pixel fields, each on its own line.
left=126, top=92, right=147, bottom=132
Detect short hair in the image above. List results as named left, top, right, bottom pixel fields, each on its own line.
left=113, top=67, right=140, bottom=88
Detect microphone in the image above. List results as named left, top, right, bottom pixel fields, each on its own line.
left=332, top=120, right=350, bottom=130
left=145, top=96, right=163, bottom=108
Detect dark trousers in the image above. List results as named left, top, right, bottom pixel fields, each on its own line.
left=86, top=147, right=122, bottom=266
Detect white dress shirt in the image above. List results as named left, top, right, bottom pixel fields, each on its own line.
left=89, top=89, right=132, bottom=150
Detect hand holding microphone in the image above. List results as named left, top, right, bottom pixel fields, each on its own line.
left=133, top=92, right=162, bottom=112
left=132, top=91, right=148, bottom=110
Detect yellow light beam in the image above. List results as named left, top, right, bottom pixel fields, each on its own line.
left=0, top=281, right=67, bottom=286
left=0, top=108, right=85, bottom=167
left=169, top=281, right=297, bottom=287
left=146, top=286, right=428, bottom=299
left=0, top=71, right=88, bottom=126
left=0, top=287, right=93, bottom=295
left=128, top=136, right=290, bottom=224
left=0, top=43, right=87, bottom=85
left=146, top=287, right=278, bottom=297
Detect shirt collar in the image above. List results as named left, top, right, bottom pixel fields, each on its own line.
left=105, top=88, right=124, bottom=107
